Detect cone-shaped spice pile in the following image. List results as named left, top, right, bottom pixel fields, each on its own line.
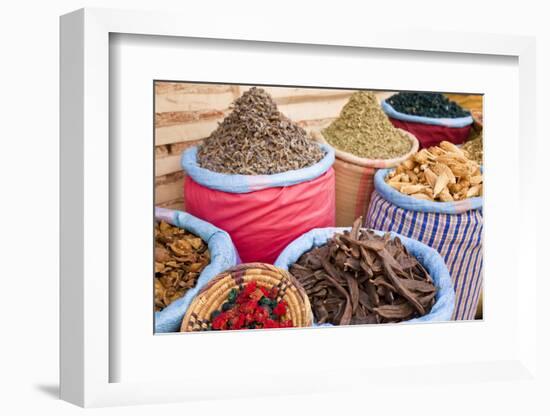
left=322, top=91, right=411, bottom=159
left=197, top=87, right=325, bottom=175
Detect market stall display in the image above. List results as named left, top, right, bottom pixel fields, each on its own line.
left=154, top=207, right=239, bottom=333
left=180, top=263, right=313, bottom=331
left=317, top=91, right=418, bottom=227
left=382, top=92, right=474, bottom=148
left=154, top=83, right=484, bottom=330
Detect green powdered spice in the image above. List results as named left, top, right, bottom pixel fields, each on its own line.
left=322, top=91, right=412, bottom=159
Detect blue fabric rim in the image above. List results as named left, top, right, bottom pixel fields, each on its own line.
left=381, top=100, right=473, bottom=128
left=374, top=168, right=482, bottom=214
left=181, top=143, right=335, bottom=194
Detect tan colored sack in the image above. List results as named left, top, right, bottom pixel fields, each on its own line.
left=315, top=129, right=419, bottom=227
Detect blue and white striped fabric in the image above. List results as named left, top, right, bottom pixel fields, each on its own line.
left=366, top=170, right=483, bottom=320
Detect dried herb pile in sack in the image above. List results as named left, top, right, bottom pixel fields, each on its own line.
left=387, top=92, right=471, bottom=118
left=322, top=91, right=412, bottom=159
left=289, top=218, right=436, bottom=324
left=462, top=112, right=483, bottom=164
left=197, top=87, right=324, bottom=175
left=386, top=141, right=482, bottom=201
left=155, top=221, right=210, bottom=311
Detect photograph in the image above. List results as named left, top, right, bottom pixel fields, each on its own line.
left=1, top=0, right=546, bottom=412
left=153, top=83, right=484, bottom=333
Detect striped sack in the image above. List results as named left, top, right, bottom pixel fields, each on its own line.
left=366, top=169, right=483, bottom=320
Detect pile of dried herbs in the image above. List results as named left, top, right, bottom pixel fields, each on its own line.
left=322, top=91, right=412, bottom=159
left=462, top=115, right=483, bottom=164
left=155, top=221, right=210, bottom=311
left=463, top=134, right=483, bottom=165
left=289, top=218, right=436, bottom=325
left=387, top=92, right=471, bottom=118
left=197, top=87, right=325, bottom=175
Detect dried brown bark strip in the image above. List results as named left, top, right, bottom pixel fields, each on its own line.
left=289, top=219, right=436, bottom=325
left=365, top=280, right=379, bottom=307
left=374, top=303, right=415, bottom=320
left=345, top=272, right=360, bottom=313
left=320, top=258, right=353, bottom=325
left=400, top=278, right=437, bottom=294
left=340, top=234, right=386, bottom=252
left=380, top=251, right=425, bottom=315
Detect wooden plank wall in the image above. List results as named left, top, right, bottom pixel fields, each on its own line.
left=445, top=94, right=483, bottom=114
left=154, top=83, right=362, bottom=210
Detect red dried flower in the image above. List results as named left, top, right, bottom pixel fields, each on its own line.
left=268, top=287, right=279, bottom=299
left=254, top=307, right=269, bottom=323
left=241, top=300, right=257, bottom=314
left=264, top=319, right=278, bottom=329
left=250, top=288, right=264, bottom=302
left=243, top=281, right=257, bottom=296
left=273, top=301, right=287, bottom=316
left=209, top=281, right=294, bottom=331
left=212, top=312, right=229, bottom=330
left=230, top=314, right=245, bottom=330
left=236, top=292, right=248, bottom=305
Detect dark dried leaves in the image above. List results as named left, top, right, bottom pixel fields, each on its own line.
left=289, top=218, right=436, bottom=325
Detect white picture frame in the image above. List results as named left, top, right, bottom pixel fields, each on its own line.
left=60, top=7, right=539, bottom=408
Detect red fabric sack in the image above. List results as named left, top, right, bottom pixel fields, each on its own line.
left=389, top=117, right=471, bottom=149
left=184, top=169, right=336, bottom=264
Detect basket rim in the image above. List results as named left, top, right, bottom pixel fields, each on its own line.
left=180, top=263, right=313, bottom=331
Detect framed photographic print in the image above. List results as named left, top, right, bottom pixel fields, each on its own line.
left=60, top=7, right=538, bottom=408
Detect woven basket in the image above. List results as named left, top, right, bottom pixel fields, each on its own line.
left=314, top=129, right=419, bottom=227
left=180, top=263, right=313, bottom=331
